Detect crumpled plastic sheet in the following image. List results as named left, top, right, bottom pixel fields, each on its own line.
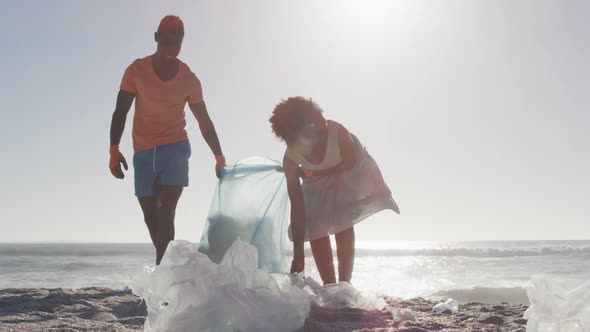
left=131, top=240, right=386, bottom=332
left=289, top=274, right=386, bottom=311
left=524, top=274, right=590, bottom=332
left=391, top=307, right=417, bottom=323
left=131, top=240, right=310, bottom=332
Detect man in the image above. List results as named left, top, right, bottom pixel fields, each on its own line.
left=109, top=15, right=225, bottom=265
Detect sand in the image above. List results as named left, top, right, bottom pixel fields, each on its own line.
left=0, top=287, right=528, bottom=331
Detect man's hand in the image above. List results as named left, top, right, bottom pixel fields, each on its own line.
left=290, top=255, right=305, bottom=274
left=109, top=145, right=128, bottom=179
left=215, top=155, right=226, bottom=179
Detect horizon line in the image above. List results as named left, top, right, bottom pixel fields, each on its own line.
left=1, top=239, right=590, bottom=244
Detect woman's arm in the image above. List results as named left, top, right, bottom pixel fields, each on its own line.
left=283, top=155, right=306, bottom=273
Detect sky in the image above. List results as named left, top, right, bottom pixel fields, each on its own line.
left=0, top=0, right=588, bottom=242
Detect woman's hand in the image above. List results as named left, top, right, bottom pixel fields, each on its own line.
left=290, top=255, right=305, bottom=274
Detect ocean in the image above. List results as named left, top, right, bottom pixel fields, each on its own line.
left=2, top=240, right=589, bottom=305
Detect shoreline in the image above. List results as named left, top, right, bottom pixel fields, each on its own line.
left=0, top=287, right=528, bottom=331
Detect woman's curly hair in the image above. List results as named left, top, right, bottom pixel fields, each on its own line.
left=269, top=97, right=323, bottom=142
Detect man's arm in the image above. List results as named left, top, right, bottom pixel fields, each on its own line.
left=284, top=155, right=306, bottom=273
left=109, top=90, right=135, bottom=179
left=189, top=101, right=225, bottom=177
left=110, top=90, right=135, bottom=146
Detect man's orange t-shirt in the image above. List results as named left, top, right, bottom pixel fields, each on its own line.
left=120, top=56, right=203, bottom=152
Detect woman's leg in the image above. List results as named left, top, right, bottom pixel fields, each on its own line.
left=335, top=226, right=355, bottom=283
left=310, top=236, right=337, bottom=285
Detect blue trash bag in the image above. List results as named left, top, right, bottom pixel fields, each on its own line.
left=198, top=157, right=290, bottom=273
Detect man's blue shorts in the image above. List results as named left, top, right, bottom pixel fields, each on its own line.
left=133, top=140, right=191, bottom=197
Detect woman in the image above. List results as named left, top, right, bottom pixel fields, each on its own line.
left=269, top=97, right=399, bottom=285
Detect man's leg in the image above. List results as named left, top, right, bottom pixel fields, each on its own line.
left=138, top=196, right=160, bottom=252
left=154, top=184, right=183, bottom=265
left=310, top=236, right=337, bottom=285
left=134, top=149, right=162, bottom=264
left=335, top=226, right=355, bottom=283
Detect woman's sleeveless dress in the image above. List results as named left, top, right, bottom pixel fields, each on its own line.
left=286, top=121, right=399, bottom=241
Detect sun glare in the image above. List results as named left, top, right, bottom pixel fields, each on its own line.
left=339, top=0, right=401, bottom=24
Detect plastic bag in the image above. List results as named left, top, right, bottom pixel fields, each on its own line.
left=524, top=275, right=590, bottom=331
left=198, top=157, right=290, bottom=273
left=432, top=298, right=459, bottom=314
